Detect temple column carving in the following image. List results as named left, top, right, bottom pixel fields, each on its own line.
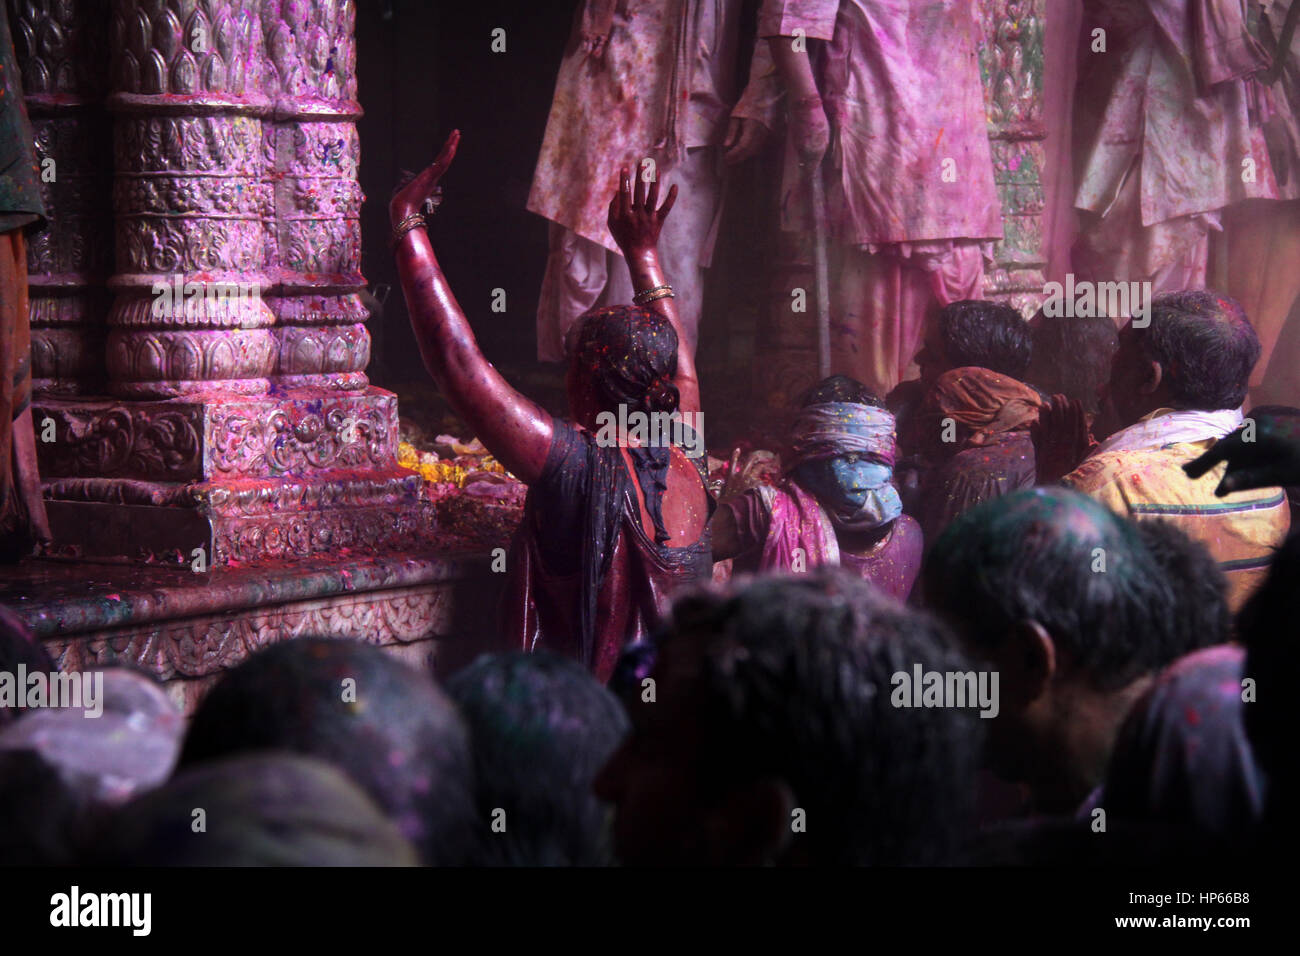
left=22, top=0, right=420, bottom=567
left=9, top=0, right=112, bottom=397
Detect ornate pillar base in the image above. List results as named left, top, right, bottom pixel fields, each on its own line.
left=34, top=386, right=421, bottom=567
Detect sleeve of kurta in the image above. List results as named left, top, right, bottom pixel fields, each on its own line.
left=731, top=39, right=785, bottom=129
left=757, top=0, right=838, bottom=40
left=1191, top=0, right=1270, bottom=87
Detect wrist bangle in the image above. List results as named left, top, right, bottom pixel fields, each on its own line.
left=634, top=283, right=673, bottom=305
left=390, top=213, right=427, bottom=249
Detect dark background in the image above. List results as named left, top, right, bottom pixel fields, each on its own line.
left=356, top=0, right=576, bottom=387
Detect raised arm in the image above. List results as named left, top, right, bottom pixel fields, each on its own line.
left=391, top=131, right=553, bottom=484
left=607, top=169, right=701, bottom=416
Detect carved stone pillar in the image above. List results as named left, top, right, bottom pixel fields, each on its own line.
left=979, top=0, right=1048, bottom=316
left=106, top=0, right=274, bottom=397
left=9, top=0, right=112, bottom=396
left=262, top=0, right=369, bottom=391
left=28, top=0, right=420, bottom=568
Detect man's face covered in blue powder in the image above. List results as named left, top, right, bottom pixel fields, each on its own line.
left=793, top=455, right=902, bottom=527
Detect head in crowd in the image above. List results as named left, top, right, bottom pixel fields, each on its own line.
left=1026, top=309, right=1118, bottom=416
left=787, top=375, right=902, bottom=531
left=0, top=667, right=184, bottom=806
left=916, top=299, right=1033, bottom=390
left=595, top=568, right=982, bottom=866
left=0, top=604, right=56, bottom=728
left=1134, top=520, right=1231, bottom=655
left=179, top=636, right=477, bottom=865
left=1107, top=290, right=1259, bottom=431
left=920, top=366, right=1045, bottom=457
left=446, top=652, right=629, bottom=866
left=923, top=488, right=1180, bottom=812
left=564, top=304, right=679, bottom=431
left=91, top=753, right=419, bottom=866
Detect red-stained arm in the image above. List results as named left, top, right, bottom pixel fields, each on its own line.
left=608, top=169, right=701, bottom=416
left=391, top=132, right=553, bottom=485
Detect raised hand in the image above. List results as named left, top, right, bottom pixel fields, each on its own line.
left=390, top=130, right=460, bottom=227
left=1032, top=394, right=1093, bottom=484
left=607, top=166, right=677, bottom=257
left=1184, top=411, right=1300, bottom=495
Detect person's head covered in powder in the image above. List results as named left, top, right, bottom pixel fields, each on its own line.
left=446, top=651, right=628, bottom=865
left=923, top=488, right=1180, bottom=812
left=178, top=636, right=478, bottom=865
left=595, top=567, right=982, bottom=866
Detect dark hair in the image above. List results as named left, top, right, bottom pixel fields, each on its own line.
left=798, top=374, right=882, bottom=408
left=446, top=652, right=628, bottom=866
left=1027, top=311, right=1118, bottom=414
left=572, top=304, right=679, bottom=417
left=0, top=751, right=91, bottom=864
left=178, top=636, right=477, bottom=865
left=938, top=300, right=1033, bottom=379
left=1140, top=291, right=1260, bottom=411
left=923, top=488, right=1180, bottom=690
left=1134, top=520, right=1230, bottom=659
left=0, top=605, right=56, bottom=729
left=659, top=568, right=982, bottom=865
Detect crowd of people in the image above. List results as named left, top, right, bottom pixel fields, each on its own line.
left=1, top=0, right=1297, bottom=869
left=0, top=151, right=1293, bottom=870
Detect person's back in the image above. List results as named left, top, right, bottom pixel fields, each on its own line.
left=512, top=417, right=714, bottom=682
left=1065, top=427, right=1288, bottom=609
left=1053, top=292, right=1290, bottom=610
left=392, top=148, right=713, bottom=682
left=915, top=367, right=1043, bottom=541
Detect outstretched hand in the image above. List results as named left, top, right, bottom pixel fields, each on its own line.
left=1032, top=394, right=1093, bottom=484
left=607, top=167, right=677, bottom=257
left=1184, top=411, right=1300, bottom=496
left=390, top=130, right=460, bottom=227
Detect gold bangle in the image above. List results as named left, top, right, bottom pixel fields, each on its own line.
left=634, top=283, right=673, bottom=304
left=636, top=287, right=675, bottom=305
left=390, top=213, right=426, bottom=249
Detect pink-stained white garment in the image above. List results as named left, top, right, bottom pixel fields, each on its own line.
left=529, top=0, right=782, bottom=361
left=1073, top=0, right=1295, bottom=287
left=535, top=148, right=720, bottom=362
left=757, top=0, right=1000, bottom=394
left=758, top=0, right=1003, bottom=246
left=830, top=240, right=986, bottom=395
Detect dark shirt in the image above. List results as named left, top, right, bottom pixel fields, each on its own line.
left=919, top=430, right=1036, bottom=542
left=504, top=418, right=713, bottom=682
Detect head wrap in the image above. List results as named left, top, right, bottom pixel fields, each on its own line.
left=924, top=367, right=1045, bottom=448
left=787, top=402, right=897, bottom=471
